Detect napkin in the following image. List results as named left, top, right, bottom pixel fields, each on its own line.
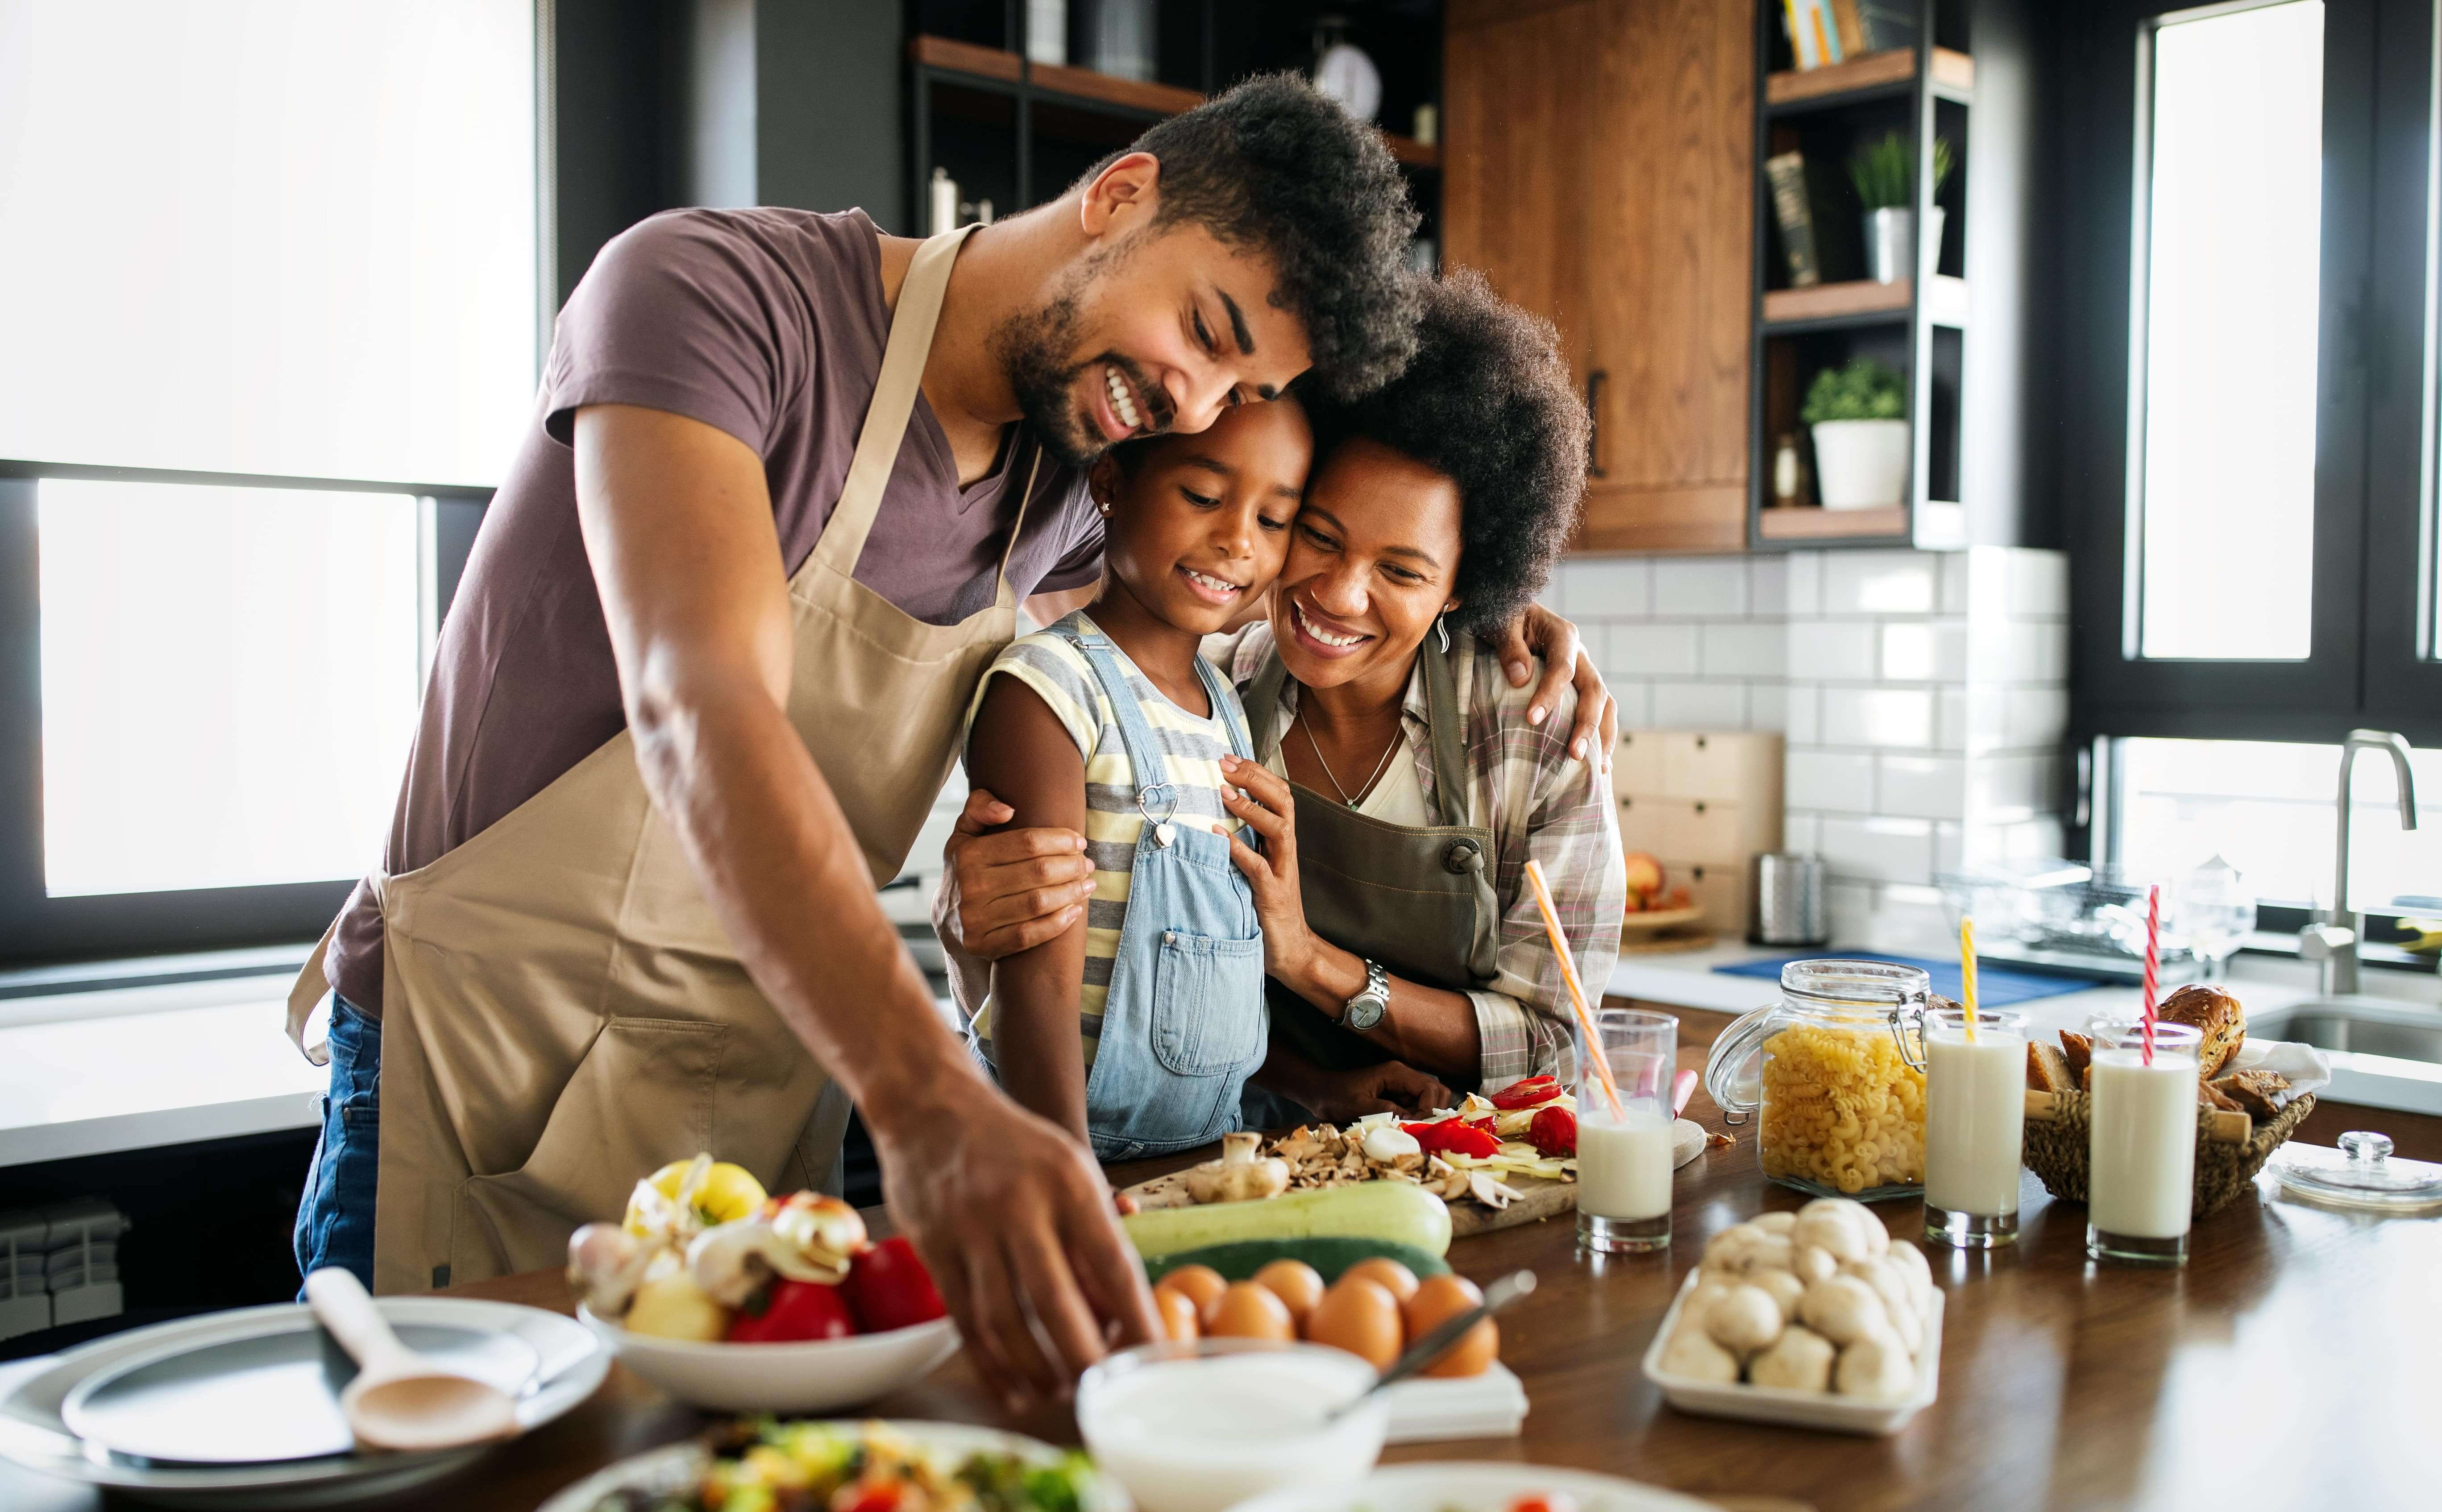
left=1385, top=1361, right=1528, bottom=1441
left=2227, top=1038, right=2331, bottom=1101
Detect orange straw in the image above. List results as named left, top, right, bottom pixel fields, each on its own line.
left=1524, top=859, right=1626, bottom=1121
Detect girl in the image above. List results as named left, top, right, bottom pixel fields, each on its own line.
left=963, top=397, right=1312, bottom=1159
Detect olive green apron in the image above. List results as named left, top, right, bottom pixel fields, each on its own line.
left=1242, top=638, right=1502, bottom=1094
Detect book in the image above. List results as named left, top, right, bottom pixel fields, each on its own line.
left=1857, top=0, right=1921, bottom=52
left=1802, top=0, right=1845, bottom=63
left=1764, top=151, right=1822, bottom=287
left=1828, top=0, right=1869, bottom=58
left=1781, top=0, right=1818, bottom=70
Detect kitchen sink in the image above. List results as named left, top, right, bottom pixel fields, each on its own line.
left=2246, top=996, right=2442, bottom=1116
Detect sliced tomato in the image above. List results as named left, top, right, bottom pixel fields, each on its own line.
left=1490, top=1076, right=1564, bottom=1110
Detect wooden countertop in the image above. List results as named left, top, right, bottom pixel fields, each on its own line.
left=7, top=1019, right=2438, bottom=1511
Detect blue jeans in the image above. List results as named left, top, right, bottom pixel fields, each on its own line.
left=294, top=995, right=380, bottom=1297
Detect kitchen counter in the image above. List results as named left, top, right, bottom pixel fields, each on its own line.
left=11, top=1046, right=2433, bottom=1512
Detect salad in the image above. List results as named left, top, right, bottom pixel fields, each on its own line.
left=591, top=1420, right=1100, bottom=1512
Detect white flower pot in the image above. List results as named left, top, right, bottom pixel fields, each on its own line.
left=1810, top=419, right=1910, bottom=510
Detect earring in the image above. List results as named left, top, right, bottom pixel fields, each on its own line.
left=1434, top=613, right=1451, bottom=654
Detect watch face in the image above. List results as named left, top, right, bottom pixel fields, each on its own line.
left=1346, top=995, right=1386, bottom=1031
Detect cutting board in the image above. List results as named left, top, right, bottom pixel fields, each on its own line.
left=1121, top=1163, right=1579, bottom=1238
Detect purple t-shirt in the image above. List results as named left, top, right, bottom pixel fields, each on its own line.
left=328, top=208, right=1102, bottom=1014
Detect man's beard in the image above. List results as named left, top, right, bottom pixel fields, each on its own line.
left=988, top=239, right=1168, bottom=467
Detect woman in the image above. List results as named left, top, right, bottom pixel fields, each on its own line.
left=947, top=270, right=1623, bottom=1119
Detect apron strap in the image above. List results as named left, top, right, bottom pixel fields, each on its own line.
left=814, top=224, right=980, bottom=578
left=1244, top=652, right=1292, bottom=762
left=1194, top=650, right=1255, bottom=762
left=991, top=446, right=1044, bottom=611
left=284, top=914, right=343, bottom=1067
left=1418, top=636, right=1474, bottom=830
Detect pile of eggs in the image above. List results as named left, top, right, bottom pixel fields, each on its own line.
left=1656, top=1198, right=1936, bottom=1402
left=1155, top=1256, right=1499, bottom=1377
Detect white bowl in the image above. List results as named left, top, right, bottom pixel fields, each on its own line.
left=1227, top=1462, right=1719, bottom=1512
left=1077, top=1338, right=1388, bottom=1512
left=577, top=1305, right=959, bottom=1413
left=1639, top=1268, right=1942, bottom=1437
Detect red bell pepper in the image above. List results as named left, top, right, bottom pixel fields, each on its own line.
left=1489, top=1075, right=1563, bottom=1110
left=842, top=1235, right=949, bottom=1334
left=724, top=1278, right=855, bottom=1344
left=1404, top=1118, right=1503, bottom=1159
left=1528, top=1104, right=1578, bottom=1159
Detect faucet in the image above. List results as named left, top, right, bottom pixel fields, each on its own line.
left=2299, top=729, right=2421, bottom=995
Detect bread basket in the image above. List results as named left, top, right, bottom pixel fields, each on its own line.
left=2020, top=1087, right=2316, bottom=1219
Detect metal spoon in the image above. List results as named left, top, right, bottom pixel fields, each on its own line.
left=302, top=1268, right=521, bottom=1453
left=1323, top=1269, right=1537, bottom=1422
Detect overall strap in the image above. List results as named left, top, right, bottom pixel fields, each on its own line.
left=1419, top=636, right=1474, bottom=829
left=1051, top=626, right=1176, bottom=797
left=815, top=224, right=979, bottom=577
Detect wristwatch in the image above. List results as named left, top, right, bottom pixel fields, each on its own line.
left=1342, top=958, right=1391, bottom=1031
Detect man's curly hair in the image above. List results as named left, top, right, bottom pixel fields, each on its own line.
left=1321, top=269, right=1589, bottom=634
left=1089, top=73, right=1421, bottom=400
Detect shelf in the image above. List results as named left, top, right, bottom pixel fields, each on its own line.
left=1765, top=47, right=1975, bottom=112
left=1756, top=505, right=1909, bottom=541
left=1762, top=275, right=1968, bottom=331
left=908, top=37, right=1440, bottom=169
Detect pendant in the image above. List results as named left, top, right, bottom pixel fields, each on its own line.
left=1154, top=821, right=1176, bottom=848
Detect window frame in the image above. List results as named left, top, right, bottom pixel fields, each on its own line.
left=2067, top=0, right=2442, bottom=750
left=0, top=460, right=487, bottom=968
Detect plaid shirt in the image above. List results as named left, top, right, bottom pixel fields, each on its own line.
left=1214, top=624, right=1624, bottom=1088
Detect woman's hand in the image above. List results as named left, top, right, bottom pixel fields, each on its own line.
left=1218, top=754, right=1319, bottom=981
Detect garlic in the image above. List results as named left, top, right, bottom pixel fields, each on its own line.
left=1360, top=1126, right=1422, bottom=1162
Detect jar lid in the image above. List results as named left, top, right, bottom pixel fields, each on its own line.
left=2273, top=1131, right=2442, bottom=1214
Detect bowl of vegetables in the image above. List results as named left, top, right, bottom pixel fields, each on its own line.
left=569, top=1156, right=960, bottom=1413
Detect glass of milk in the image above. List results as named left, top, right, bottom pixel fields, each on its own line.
left=1075, top=1339, right=1387, bottom=1512
left=2085, top=1016, right=2204, bottom=1266
left=1923, top=1007, right=2030, bottom=1248
left=1576, top=1007, right=1678, bottom=1254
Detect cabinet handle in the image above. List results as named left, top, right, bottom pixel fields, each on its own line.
left=1586, top=369, right=1607, bottom=478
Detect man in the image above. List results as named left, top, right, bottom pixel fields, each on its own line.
left=287, top=74, right=1611, bottom=1408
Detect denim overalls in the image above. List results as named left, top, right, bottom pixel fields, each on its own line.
left=1058, top=624, right=1269, bottom=1161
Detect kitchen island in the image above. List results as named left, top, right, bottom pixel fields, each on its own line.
left=6, top=1029, right=2438, bottom=1512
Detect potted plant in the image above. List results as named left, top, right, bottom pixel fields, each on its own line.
left=1848, top=132, right=1954, bottom=284
left=1802, top=358, right=1909, bottom=510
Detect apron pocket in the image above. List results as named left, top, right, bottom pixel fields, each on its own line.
left=1150, top=929, right=1267, bottom=1077
left=456, top=1016, right=726, bottom=1276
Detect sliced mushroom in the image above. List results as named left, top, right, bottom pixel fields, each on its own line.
left=1466, top=1172, right=1524, bottom=1210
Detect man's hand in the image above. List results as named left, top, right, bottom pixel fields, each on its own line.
left=875, top=1091, right=1160, bottom=1410
left=1275, top=1056, right=1454, bottom=1123
left=1483, top=603, right=1617, bottom=771
left=940, top=789, right=1094, bottom=961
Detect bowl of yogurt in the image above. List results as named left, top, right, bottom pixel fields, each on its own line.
left=1075, top=1338, right=1388, bottom=1512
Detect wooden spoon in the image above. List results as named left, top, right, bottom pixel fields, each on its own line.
left=303, top=1268, right=521, bottom=1453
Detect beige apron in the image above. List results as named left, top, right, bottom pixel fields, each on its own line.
left=285, top=224, right=1040, bottom=1293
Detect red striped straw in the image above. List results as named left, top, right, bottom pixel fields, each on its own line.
left=2141, top=884, right=2160, bottom=1067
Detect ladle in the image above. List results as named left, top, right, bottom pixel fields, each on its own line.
left=302, top=1268, right=521, bottom=1453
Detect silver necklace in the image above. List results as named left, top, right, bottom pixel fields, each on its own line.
left=1303, top=717, right=1402, bottom=807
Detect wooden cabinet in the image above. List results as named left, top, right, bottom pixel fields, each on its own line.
left=1444, top=0, right=1753, bottom=553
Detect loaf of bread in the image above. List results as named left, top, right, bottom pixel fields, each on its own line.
left=2158, top=984, right=2245, bottom=1079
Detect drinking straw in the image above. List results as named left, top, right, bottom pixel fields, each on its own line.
left=1959, top=917, right=1980, bottom=1042
left=1523, top=858, right=1625, bottom=1121
left=2141, top=884, right=2160, bottom=1067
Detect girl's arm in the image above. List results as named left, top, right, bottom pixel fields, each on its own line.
left=966, top=676, right=1095, bottom=1145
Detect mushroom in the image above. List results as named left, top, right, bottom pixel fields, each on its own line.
left=1699, top=1226, right=1793, bottom=1278
left=1702, top=1284, right=1784, bottom=1356
left=1840, top=1256, right=1923, bottom=1355
left=1748, top=1211, right=1798, bottom=1236
left=566, top=1222, right=659, bottom=1317
left=1791, top=1243, right=1840, bottom=1284
left=1833, top=1334, right=1917, bottom=1401
left=1791, top=1204, right=1873, bottom=1264
left=1796, top=1274, right=1892, bottom=1346
left=1749, top=1323, right=1836, bottom=1392
left=1186, top=1131, right=1292, bottom=1205
left=1748, top=1266, right=1806, bottom=1324
left=1659, top=1321, right=1741, bottom=1384
left=1466, top=1171, right=1524, bottom=1210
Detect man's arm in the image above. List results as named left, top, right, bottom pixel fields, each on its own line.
left=963, top=677, right=1095, bottom=1144
left=570, top=403, right=1155, bottom=1406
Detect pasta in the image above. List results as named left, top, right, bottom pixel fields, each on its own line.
left=1757, top=1025, right=1926, bottom=1193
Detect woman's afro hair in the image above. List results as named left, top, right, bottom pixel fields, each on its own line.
left=1088, top=73, right=1421, bottom=400
left=1320, top=268, right=1589, bottom=634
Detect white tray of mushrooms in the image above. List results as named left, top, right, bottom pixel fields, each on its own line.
left=1640, top=1199, right=1942, bottom=1437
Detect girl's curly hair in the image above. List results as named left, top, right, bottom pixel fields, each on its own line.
left=1320, top=269, right=1589, bottom=632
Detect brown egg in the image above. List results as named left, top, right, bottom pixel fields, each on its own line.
left=1155, top=1264, right=1228, bottom=1317
left=1251, top=1259, right=1326, bottom=1332
left=1155, top=1287, right=1200, bottom=1342
left=1202, top=1281, right=1296, bottom=1342
left=1337, top=1257, right=1419, bottom=1305
left=1402, top=1273, right=1497, bottom=1378
left=1305, top=1277, right=1403, bottom=1369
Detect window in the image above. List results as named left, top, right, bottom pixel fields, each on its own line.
left=2132, top=3, right=2324, bottom=661
left=0, top=1, right=539, bottom=966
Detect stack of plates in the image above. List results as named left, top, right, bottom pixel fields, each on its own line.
left=0, top=1295, right=607, bottom=1508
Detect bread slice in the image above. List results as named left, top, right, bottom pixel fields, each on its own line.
left=2215, top=1069, right=2292, bottom=1121
left=2059, top=1030, right=2093, bottom=1081
left=2198, top=1079, right=2244, bottom=1115
left=2026, top=1041, right=2077, bottom=1094
left=2159, top=984, right=2246, bottom=1078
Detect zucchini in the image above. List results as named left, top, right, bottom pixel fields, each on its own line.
left=1142, top=1237, right=1449, bottom=1287
left=1121, top=1181, right=1452, bottom=1260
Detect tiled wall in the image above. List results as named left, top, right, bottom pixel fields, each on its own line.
left=1547, top=547, right=2071, bottom=954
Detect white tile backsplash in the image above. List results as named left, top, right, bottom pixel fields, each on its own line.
left=1747, top=681, right=1789, bottom=733
left=1749, top=556, right=1789, bottom=616
left=1608, top=678, right=1654, bottom=731
left=1561, top=556, right=1651, bottom=617
left=1653, top=557, right=1749, bottom=617
left=1788, top=621, right=1880, bottom=681
left=1787, top=750, right=1877, bottom=812
left=1610, top=622, right=1699, bottom=677
left=1703, top=622, right=1786, bottom=678
left=1786, top=682, right=1820, bottom=743
left=1823, top=551, right=1939, bottom=615
left=1877, top=754, right=1966, bottom=819
left=1652, top=679, right=1748, bottom=729
left=1786, top=552, right=1823, bottom=617
left=1822, top=687, right=1935, bottom=748
left=1820, top=815, right=1936, bottom=884
left=1881, top=620, right=1967, bottom=683
left=1939, top=551, right=1972, bottom=615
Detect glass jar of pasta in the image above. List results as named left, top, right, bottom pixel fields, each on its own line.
left=1703, top=959, right=1932, bottom=1201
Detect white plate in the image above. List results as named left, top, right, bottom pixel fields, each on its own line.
left=578, top=1304, right=959, bottom=1412
left=1227, top=1461, right=1717, bottom=1512
left=536, top=1419, right=1129, bottom=1512
left=1639, top=1269, right=1942, bottom=1437
left=0, top=1297, right=607, bottom=1508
